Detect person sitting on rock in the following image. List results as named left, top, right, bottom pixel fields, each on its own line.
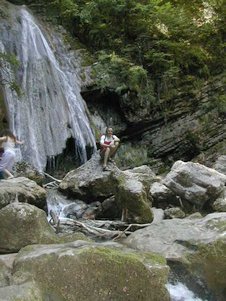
left=0, top=129, right=24, bottom=180
left=100, top=127, right=120, bottom=171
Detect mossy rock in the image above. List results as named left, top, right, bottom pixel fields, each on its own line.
left=0, top=282, right=43, bottom=301
left=0, top=203, right=58, bottom=253
left=14, top=162, right=44, bottom=186
left=116, top=175, right=153, bottom=224
left=57, top=232, right=92, bottom=243
left=12, top=242, right=170, bottom=301
left=186, top=239, right=226, bottom=301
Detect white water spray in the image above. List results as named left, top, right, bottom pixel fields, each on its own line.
left=166, top=282, right=207, bottom=301
left=0, top=4, right=96, bottom=171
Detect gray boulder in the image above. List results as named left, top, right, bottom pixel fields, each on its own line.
left=59, top=153, right=120, bottom=201
left=214, top=155, right=226, bottom=175
left=124, top=165, right=156, bottom=192
left=0, top=177, right=46, bottom=210
left=163, top=161, right=226, bottom=208
left=59, top=153, right=153, bottom=223
left=151, top=207, right=164, bottom=224
left=164, top=207, right=186, bottom=219
left=116, top=175, right=153, bottom=223
left=10, top=241, right=169, bottom=301
left=149, top=182, right=179, bottom=208
left=124, top=212, right=226, bottom=301
left=0, top=203, right=58, bottom=253
left=124, top=212, right=226, bottom=260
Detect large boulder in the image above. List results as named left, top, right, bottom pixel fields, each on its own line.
left=59, top=153, right=154, bottom=223
left=0, top=177, right=46, bottom=210
left=124, top=212, right=226, bottom=300
left=0, top=203, right=58, bottom=253
left=123, top=165, right=156, bottom=192
left=124, top=212, right=226, bottom=260
left=59, top=153, right=120, bottom=201
left=116, top=175, right=153, bottom=223
left=10, top=241, right=169, bottom=301
left=149, top=182, right=179, bottom=208
left=163, top=161, right=226, bottom=209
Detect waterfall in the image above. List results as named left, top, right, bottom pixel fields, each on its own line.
left=0, top=2, right=96, bottom=171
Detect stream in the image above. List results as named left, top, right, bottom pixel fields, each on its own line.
left=46, top=189, right=213, bottom=301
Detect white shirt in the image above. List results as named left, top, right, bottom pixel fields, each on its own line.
left=100, top=134, right=119, bottom=145
left=2, top=137, right=15, bottom=152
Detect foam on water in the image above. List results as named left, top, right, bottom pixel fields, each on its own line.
left=167, top=282, right=207, bottom=301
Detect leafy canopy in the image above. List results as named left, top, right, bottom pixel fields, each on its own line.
left=17, top=0, right=225, bottom=101
left=48, top=0, right=224, bottom=86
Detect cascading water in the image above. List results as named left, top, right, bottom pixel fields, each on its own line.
left=166, top=283, right=207, bottom=301
left=0, top=2, right=96, bottom=171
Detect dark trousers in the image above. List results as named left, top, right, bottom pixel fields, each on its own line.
left=0, top=170, right=4, bottom=179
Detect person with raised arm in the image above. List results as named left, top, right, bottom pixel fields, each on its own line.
left=0, top=129, right=24, bottom=179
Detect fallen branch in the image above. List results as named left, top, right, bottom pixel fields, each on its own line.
left=43, top=181, right=59, bottom=188
left=59, top=218, right=132, bottom=239
left=43, top=172, right=61, bottom=183
left=113, top=223, right=152, bottom=241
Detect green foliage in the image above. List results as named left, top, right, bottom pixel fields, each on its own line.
left=208, top=94, right=226, bottom=115
left=0, top=52, right=21, bottom=96
left=0, top=52, right=19, bottom=69
left=128, top=66, right=147, bottom=93
left=50, top=0, right=79, bottom=19
left=116, top=142, right=149, bottom=169
left=216, top=95, right=226, bottom=114
left=29, top=0, right=225, bottom=107
left=92, top=51, right=148, bottom=94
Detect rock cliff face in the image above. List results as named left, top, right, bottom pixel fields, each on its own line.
left=1, top=1, right=226, bottom=173
left=83, top=73, right=226, bottom=171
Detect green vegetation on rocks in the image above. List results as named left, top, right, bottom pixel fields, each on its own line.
left=6, top=0, right=225, bottom=114
left=116, top=175, right=153, bottom=223
left=13, top=243, right=169, bottom=301
left=186, top=239, right=226, bottom=301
